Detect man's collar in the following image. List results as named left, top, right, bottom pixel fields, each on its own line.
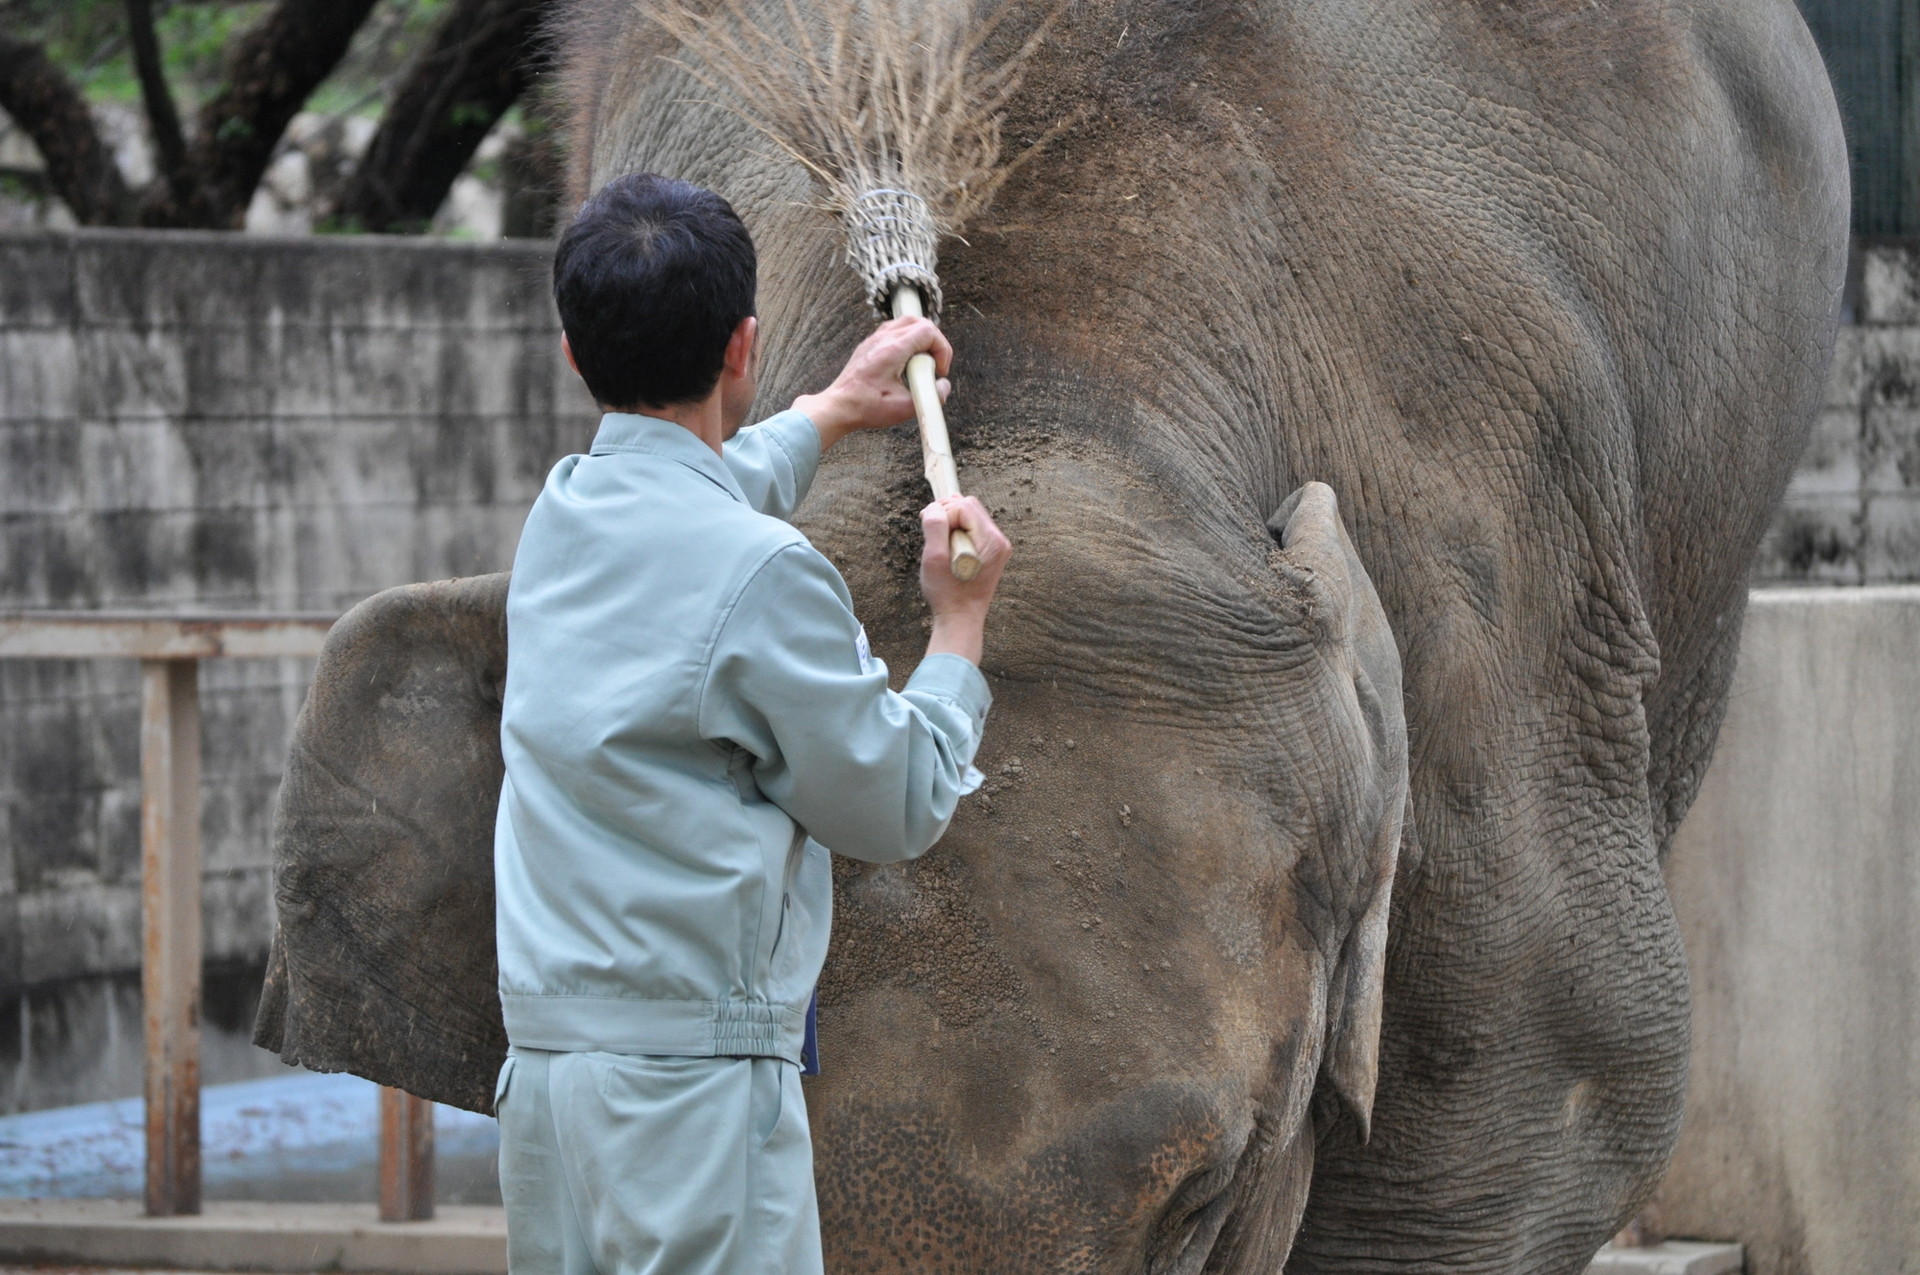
left=590, top=413, right=746, bottom=503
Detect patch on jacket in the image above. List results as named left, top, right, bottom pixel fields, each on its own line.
left=855, top=625, right=877, bottom=674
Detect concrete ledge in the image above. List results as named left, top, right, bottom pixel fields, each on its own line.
left=0, top=1199, right=506, bottom=1273
left=1588, top=1242, right=1744, bottom=1274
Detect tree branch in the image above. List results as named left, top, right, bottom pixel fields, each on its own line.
left=330, top=0, right=551, bottom=233
left=123, top=0, right=193, bottom=208
left=153, top=0, right=383, bottom=227
left=0, top=30, right=136, bottom=225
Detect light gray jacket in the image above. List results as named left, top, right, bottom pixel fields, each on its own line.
left=494, top=410, right=990, bottom=1064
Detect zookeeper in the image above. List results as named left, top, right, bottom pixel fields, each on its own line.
left=490, top=171, right=1011, bottom=1275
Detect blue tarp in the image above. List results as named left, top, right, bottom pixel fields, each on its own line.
left=0, top=1071, right=499, bottom=1199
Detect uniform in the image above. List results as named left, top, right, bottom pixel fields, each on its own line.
left=493, top=410, right=991, bottom=1274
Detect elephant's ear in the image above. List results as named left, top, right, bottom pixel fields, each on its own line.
left=253, top=573, right=511, bottom=1114
left=1267, top=482, right=1410, bottom=1143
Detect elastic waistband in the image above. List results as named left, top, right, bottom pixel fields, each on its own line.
left=499, top=993, right=805, bottom=1064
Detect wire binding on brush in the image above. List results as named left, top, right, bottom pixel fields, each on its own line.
left=846, top=188, right=943, bottom=319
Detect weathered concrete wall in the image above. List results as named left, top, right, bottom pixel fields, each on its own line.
left=1657, top=586, right=1920, bottom=1275
left=1759, top=242, right=1920, bottom=583
left=0, top=230, right=594, bottom=1112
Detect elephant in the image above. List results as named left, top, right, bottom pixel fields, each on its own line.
left=256, top=0, right=1847, bottom=1269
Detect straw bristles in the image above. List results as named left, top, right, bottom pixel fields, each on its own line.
left=651, top=0, right=1061, bottom=314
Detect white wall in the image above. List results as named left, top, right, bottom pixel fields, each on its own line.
left=1657, top=586, right=1920, bottom=1275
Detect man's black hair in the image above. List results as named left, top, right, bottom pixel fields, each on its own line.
left=553, top=173, right=757, bottom=409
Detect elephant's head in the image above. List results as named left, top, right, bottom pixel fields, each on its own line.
left=801, top=471, right=1407, bottom=1271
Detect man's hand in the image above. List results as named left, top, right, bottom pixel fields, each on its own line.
left=793, top=317, right=953, bottom=450
left=921, top=496, right=1011, bottom=667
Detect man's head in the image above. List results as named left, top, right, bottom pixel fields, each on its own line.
left=553, top=173, right=758, bottom=417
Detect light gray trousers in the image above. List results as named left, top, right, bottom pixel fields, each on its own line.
left=496, top=1048, right=823, bottom=1275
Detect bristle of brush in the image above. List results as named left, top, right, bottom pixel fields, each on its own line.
left=651, top=0, right=1061, bottom=314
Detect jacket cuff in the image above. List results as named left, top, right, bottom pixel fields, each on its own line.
left=906, top=653, right=993, bottom=736
left=760, top=408, right=824, bottom=493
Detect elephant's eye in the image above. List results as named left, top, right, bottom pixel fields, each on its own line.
left=1146, top=1163, right=1234, bottom=1274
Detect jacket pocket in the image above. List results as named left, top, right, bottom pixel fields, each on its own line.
left=492, top=1053, right=517, bottom=1115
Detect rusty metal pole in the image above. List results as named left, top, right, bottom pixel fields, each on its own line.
left=378, top=1087, right=435, bottom=1221
left=140, top=657, right=202, bottom=1216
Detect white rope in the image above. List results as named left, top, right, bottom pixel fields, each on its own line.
left=845, top=187, right=943, bottom=318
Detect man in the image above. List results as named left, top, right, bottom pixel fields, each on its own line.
left=491, top=171, right=1011, bottom=1275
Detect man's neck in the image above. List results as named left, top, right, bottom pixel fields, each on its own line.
left=612, top=394, right=726, bottom=456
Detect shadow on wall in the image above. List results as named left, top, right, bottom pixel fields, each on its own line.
left=0, top=961, right=287, bottom=1117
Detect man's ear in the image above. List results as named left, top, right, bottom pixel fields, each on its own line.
left=561, top=331, right=580, bottom=377
left=723, top=315, right=758, bottom=379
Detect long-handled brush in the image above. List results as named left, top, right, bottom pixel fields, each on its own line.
left=653, top=0, right=1064, bottom=579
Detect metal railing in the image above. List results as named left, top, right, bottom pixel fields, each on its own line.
left=0, top=612, right=438, bottom=1221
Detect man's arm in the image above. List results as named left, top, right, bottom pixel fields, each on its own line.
left=721, top=410, right=821, bottom=519
left=700, top=543, right=988, bottom=863
left=700, top=495, right=1011, bottom=863
left=721, top=317, right=952, bottom=519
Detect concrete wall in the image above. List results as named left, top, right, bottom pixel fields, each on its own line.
left=1657, top=587, right=1920, bottom=1275
left=0, top=230, right=594, bottom=1112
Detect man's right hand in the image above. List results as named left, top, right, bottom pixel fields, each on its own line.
left=921, top=495, right=1011, bottom=667
left=792, top=317, right=953, bottom=451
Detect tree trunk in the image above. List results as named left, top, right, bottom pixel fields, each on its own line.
left=124, top=0, right=194, bottom=209
left=0, top=32, right=136, bottom=225
left=329, top=0, right=551, bottom=234
left=152, top=0, right=384, bottom=227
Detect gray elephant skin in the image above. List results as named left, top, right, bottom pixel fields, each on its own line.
left=255, top=0, right=1847, bottom=1269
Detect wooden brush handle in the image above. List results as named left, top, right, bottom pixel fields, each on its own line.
left=890, top=286, right=981, bottom=581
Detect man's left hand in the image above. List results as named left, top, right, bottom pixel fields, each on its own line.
left=792, top=317, right=952, bottom=450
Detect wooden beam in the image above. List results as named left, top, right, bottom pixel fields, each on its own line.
left=141, top=658, right=201, bottom=1217
left=0, top=613, right=335, bottom=660
left=378, top=1087, right=436, bottom=1221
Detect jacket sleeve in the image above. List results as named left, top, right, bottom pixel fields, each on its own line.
left=698, top=542, right=991, bottom=864
left=721, top=410, right=822, bottom=519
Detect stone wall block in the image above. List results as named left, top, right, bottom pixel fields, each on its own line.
left=74, top=324, right=187, bottom=422
left=1861, top=492, right=1920, bottom=582
left=291, top=502, right=456, bottom=608
left=272, top=417, right=426, bottom=509
left=1785, top=406, right=1862, bottom=495
left=180, top=318, right=277, bottom=420
left=0, top=235, right=76, bottom=330
left=77, top=419, right=191, bottom=517
left=0, top=877, right=21, bottom=999
left=329, top=326, right=447, bottom=417
left=15, top=882, right=139, bottom=986
left=0, top=422, right=84, bottom=517
left=0, top=328, right=82, bottom=423
left=196, top=777, right=279, bottom=880
left=0, top=974, right=147, bottom=1111
left=1857, top=326, right=1920, bottom=409
left=1823, top=324, right=1865, bottom=409
left=443, top=332, right=537, bottom=429
left=412, top=502, right=528, bottom=583
left=201, top=868, right=274, bottom=965
left=173, top=419, right=279, bottom=513
left=71, top=236, right=183, bottom=329
left=550, top=352, right=596, bottom=420
left=265, top=322, right=338, bottom=420
left=1862, top=403, right=1920, bottom=492
left=1859, top=242, right=1920, bottom=325
left=1758, top=494, right=1862, bottom=584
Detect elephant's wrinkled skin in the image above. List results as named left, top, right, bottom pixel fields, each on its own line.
left=258, top=0, right=1846, bottom=1268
